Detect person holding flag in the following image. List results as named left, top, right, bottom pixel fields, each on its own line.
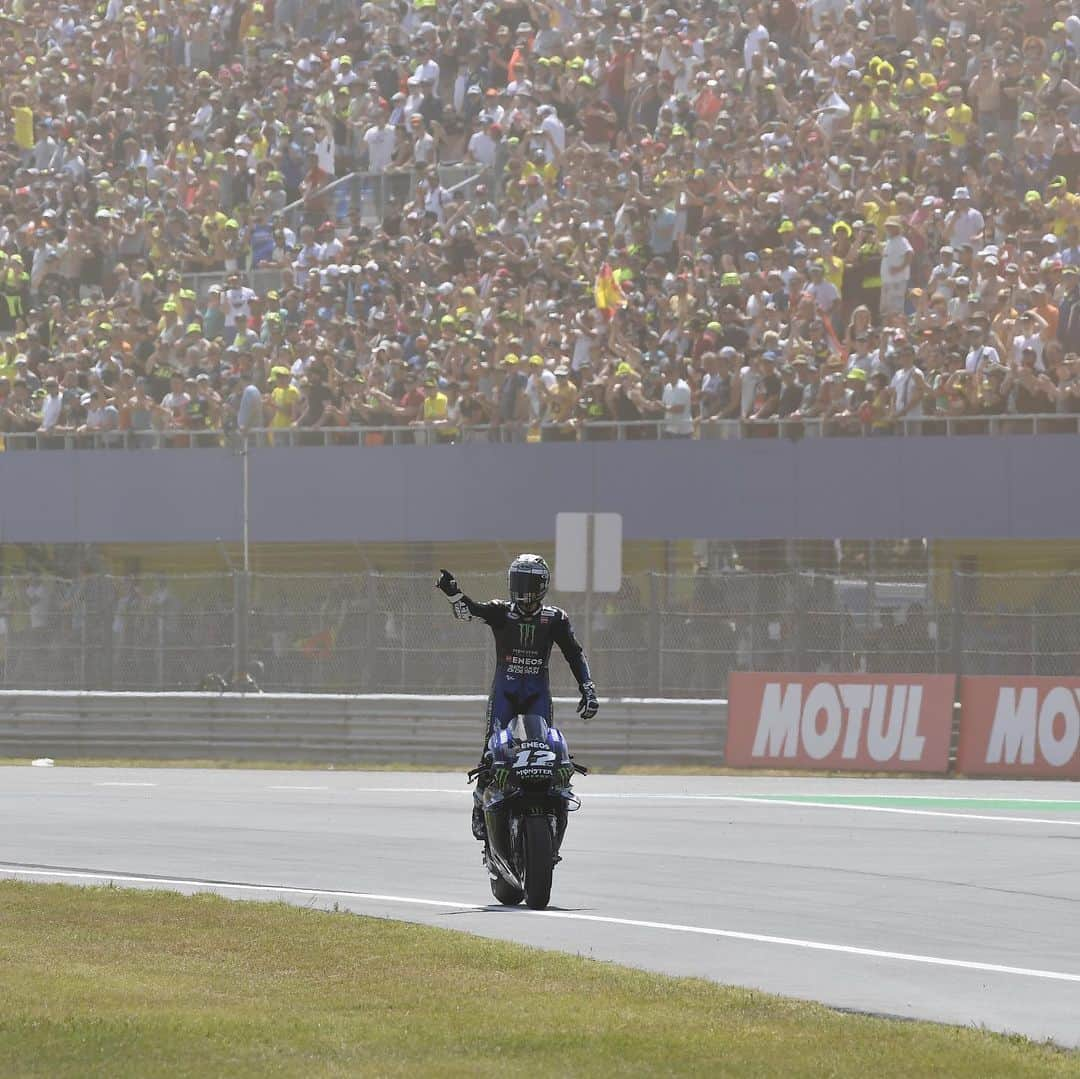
left=595, top=262, right=627, bottom=320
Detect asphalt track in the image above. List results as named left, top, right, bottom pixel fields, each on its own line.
left=3, top=767, right=1080, bottom=1048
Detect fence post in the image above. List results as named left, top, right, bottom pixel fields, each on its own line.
left=361, top=571, right=375, bottom=691
left=233, top=571, right=250, bottom=685
left=366, top=573, right=381, bottom=691
left=156, top=603, right=165, bottom=688
left=647, top=573, right=661, bottom=696
left=79, top=591, right=88, bottom=689
left=864, top=541, right=878, bottom=674
left=792, top=570, right=806, bottom=671
left=950, top=567, right=963, bottom=677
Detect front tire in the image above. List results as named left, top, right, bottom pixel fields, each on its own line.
left=522, top=815, right=554, bottom=910
left=490, top=874, right=524, bottom=905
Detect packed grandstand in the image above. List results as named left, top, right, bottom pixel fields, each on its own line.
left=0, top=0, right=1077, bottom=448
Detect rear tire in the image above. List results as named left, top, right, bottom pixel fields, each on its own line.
left=522, top=815, right=554, bottom=910
left=490, top=875, right=524, bottom=905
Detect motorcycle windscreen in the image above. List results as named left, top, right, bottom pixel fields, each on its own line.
left=508, top=714, right=550, bottom=743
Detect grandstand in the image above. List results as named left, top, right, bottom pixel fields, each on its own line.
left=0, top=0, right=1077, bottom=695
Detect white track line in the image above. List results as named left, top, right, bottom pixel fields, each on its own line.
left=341, top=789, right=1080, bottom=806
left=331, top=788, right=1080, bottom=828
left=605, top=794, right=1080, bottom=829
left=4, top=864, right=1079, bottom=985
left=73, top=783, right=1080, bottom=828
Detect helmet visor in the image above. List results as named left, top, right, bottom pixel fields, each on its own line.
left=509, top=567, right=547, bottom=611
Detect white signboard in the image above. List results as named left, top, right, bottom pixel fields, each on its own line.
left=555, top=513, right=622, bottom=593
left=555, top=513, right=588, bottom=592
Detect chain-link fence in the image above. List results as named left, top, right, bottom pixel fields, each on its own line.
left=1, top=569, right=1078, bottom=694
left=0, top=574, right=233, bottom=691
left=954, top=571, right=1080, bottom=677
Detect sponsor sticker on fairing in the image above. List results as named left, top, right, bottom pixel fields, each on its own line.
left=726, top=673, right=955, bottom=772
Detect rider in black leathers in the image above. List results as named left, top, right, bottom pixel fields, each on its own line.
left=437, top=554, right=598, bottom=839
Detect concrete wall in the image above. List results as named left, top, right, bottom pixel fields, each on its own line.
left=0, top=435, right=1075, bottom=544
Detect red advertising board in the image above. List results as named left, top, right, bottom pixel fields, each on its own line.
left=727, top=673, right=956, bottom=773
left=957, top=677, right=1080, bottom=779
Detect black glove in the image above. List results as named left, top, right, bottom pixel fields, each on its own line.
left=436, top=569, right=461, bottom=598
left=577, top=681, right=598, bottom=722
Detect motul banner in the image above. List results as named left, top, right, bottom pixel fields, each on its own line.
left=958, top=677, right=1080, bottom=778
left=727, top=673, right=956, bottom=772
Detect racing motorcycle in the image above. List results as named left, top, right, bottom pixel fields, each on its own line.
left=470, top=714, right=587, bottom=911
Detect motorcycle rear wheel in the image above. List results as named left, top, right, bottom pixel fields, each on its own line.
left=522, top=815, right=554, bottom=910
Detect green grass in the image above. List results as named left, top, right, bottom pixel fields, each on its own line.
left=0, top=882, right=1074, bottom=1078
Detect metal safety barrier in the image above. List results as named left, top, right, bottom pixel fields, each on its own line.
left=276, top=163, right=486, bottom=232
left=7, top=414, right=1080, bottom=452
left=176, top=164, right=487, bottom=300
left=0, top=692, right=728, bottom=768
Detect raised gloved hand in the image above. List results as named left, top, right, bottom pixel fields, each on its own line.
left=577, top=681, right=599, bottom=722
left=436, top=569, right=461, bottom=598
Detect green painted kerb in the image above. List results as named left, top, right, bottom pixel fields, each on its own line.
left=745, top=795, right=1080, bottom=812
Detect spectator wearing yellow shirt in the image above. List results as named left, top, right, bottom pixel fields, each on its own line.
left=542, top=365, right=579, bottom=442
left=851, top=82, right=883, bottom=144
left=240, top=2, right=265, bottom=42
left=267, top=366, right=299, bottom=444
left=945, top=86, right=974, bottom=150
left=860, top=199, right=885, bottom=237
left=827, top=223, right=852, bottom=294
left=521, top=156, right=559, bottom=187
left=1046, top=177, right=1072, bottom=237
left=171, top=137, right=198, bottom=164
left=0, top=338, right=20, bottom=384
left=417, top=376, right=456, bottom=443
left=10, top=92, right=33, bottom=154
left=873, top=184, right=899, bottom=225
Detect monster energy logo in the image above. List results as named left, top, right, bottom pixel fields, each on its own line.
left=518, top=622, right=536, bottom=648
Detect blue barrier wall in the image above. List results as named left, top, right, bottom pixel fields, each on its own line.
left=0, top=436, right=1074, bottom=543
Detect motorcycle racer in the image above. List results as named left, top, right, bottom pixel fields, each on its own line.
left=437, top=554, right=598, bottom=840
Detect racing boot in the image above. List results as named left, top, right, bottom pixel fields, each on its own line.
left=471, top=791, right=487, bottom=842
left=553, top=803, right=568, bottom=863
left=471, top=762, right=491, bottom=841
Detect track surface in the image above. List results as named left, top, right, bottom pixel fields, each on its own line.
left=3, top=767, right=1080, bottom=1047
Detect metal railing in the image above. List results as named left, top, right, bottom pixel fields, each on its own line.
left=178, top=164, right=486, bottom=299
left=277, top=162, right=485, bottom=231
left=0, top=691, right=725, bottom=766
left=0, top=569, right=1075, bottom=698
left=5, top=413, right=1080, bottom=452
left=180, top=268, right=286, bottom=303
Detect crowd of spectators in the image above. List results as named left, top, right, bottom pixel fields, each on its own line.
left=0, top=0, right=1078, bottom=449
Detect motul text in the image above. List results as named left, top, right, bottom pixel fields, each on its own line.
left=727, top=673, right=955, bottom=772
left=957, top=677, right=1080, bottom=778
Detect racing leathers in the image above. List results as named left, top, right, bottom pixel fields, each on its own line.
left=449, top=591, right=595, bottom=752
left=439, top=567, right=597, bottom=840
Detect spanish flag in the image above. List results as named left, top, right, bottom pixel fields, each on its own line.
left=594, top=263, right=627, bottom=319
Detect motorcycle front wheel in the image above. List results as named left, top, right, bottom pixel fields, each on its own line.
left=522, top=815, right=554, bottom=910
left=490, top=873, right=524, bottom=906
